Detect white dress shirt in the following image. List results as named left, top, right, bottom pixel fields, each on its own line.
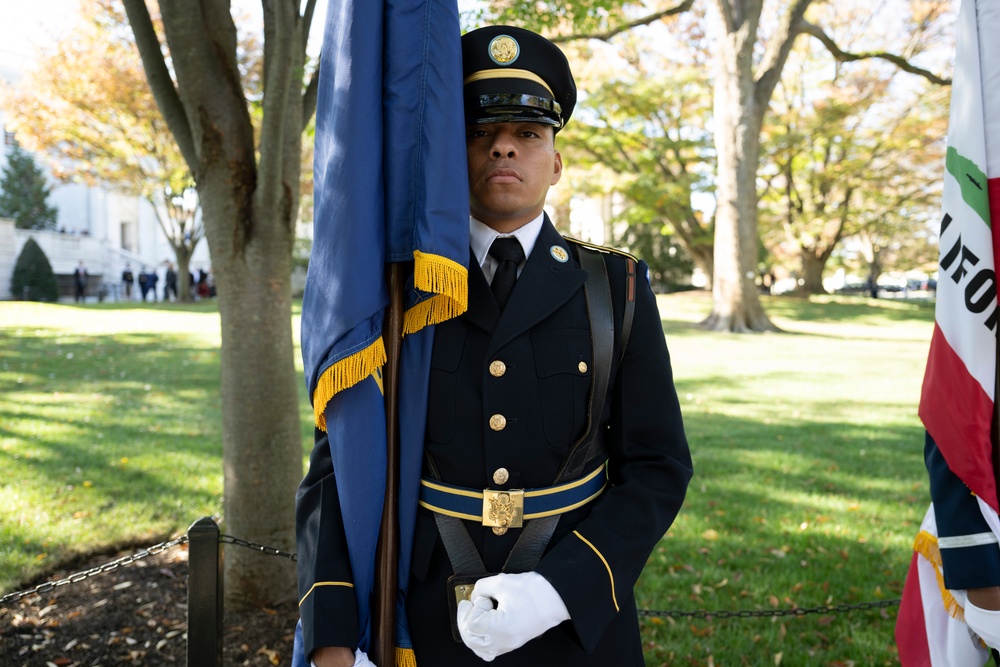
left=469, top=213, right=544, bottom=285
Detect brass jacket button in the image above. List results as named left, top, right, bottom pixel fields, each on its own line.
left=578, top=361, right=588, bottom=373
left=489, top=414, right=507, bottom=431
left=493, top=467, right=510, bottom=485
left=489, top=360, right=507, bottom=377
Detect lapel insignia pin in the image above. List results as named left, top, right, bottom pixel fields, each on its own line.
left=550, top=245, right=569, bottom=263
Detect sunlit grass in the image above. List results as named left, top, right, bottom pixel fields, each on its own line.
left=642, top=292, right=932, bottom=665
left=1, top=292, right=936, bottom=664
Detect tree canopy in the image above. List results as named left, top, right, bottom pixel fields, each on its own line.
left=3, top=0, right=204, bottom=298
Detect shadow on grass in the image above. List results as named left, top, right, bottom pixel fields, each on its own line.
left=77, top=299, right=221, bottom=314
left=658, top=294, right=935, bottom=337
left=1, top=329, right=226, bottom=589
left=632, top=406, right=923, bottom=663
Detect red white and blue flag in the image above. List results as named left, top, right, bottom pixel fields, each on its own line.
left=897, top=0, right=1000, bottom=663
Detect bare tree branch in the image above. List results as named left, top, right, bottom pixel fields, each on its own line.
left=801, top=21, right=951, bottom=86
left=300, top=0, right=320, bottom=129
left=755, top=0, right=813, bottom=106
left=258, top=2, right=296, bottom=218
left=550, top=0, right=695, bottom=43
left=122, top=0, right=198, bottom=174
left=303, top=59, right=321, bottom=130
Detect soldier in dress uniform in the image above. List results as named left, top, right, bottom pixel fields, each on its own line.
left=925, top=435, right=1000, bottom=651
left=298, top=25, right=693, bottom=667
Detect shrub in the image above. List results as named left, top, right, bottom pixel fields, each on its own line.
left=11, top=237, right=59, bottom=301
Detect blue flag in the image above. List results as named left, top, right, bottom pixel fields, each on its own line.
left=297, top=0, right=469, bottom=662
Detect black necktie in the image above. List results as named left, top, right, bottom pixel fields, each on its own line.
left=488, top=237, right=525, bottom=309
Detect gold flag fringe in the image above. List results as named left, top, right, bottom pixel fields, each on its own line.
left=312, top=252, right=467, bottom=430
left=312, top=337, right=388, bottom=431
left=404, top=250, right=468, bottom=335
left=395, top=647, right=417, bottom=667
left=913, top=529, right=965, bottom=622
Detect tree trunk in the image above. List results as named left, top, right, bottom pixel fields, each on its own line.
left=688, top=244, right=714, bottom=290
left=799, top=251, right=827, bottom=295
left=123, top=0, right=310, bottom=608
left=201, top=178, right=300, bottom=608
left=703, top=6, right=777, bottom=332
left=174, top=244, right=193, bottom=302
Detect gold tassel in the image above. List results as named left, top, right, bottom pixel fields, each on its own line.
left=395, top=647, right=417, bottom=667
left=312, top=337, right=388, bottom=431
left=404, top=251, right=468, bottom=335
left=912, top=529, right=965, bottom=622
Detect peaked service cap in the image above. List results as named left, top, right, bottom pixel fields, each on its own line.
left=461, top=25, right=577, bottom=130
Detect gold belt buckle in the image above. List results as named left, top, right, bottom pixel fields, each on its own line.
left=482, top=489, right=524, bottom=535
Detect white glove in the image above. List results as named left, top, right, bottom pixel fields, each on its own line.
left=456, top=571, right=570, bottom=661
left=310, top=649, right=376, bottom=667
left=966, top=599, right=1000, bottom=649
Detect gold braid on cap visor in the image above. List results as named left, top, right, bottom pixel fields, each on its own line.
left=464, top=68, right=555, bottom=97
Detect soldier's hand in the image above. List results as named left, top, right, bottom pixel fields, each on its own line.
left=311, top=647, right=376, bottom=667
left=966, top=587, right=1000, bottom=650
left=456, top=572, right=570, bottom=661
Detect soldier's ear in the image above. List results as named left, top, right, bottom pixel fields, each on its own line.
left=551, top=151, right=563, bottom=186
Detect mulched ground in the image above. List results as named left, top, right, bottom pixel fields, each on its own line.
left=0, top=545, right=300, bottom=667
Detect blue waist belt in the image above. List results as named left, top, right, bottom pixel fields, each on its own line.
left=418, top=461, right=608, bottom=531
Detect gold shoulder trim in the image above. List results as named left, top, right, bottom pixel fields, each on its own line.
left=562, top=236, right=638, bottom=262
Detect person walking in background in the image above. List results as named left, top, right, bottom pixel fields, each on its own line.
left=138, top=267, right=149, bottom=301
left=73, top=261, right=87, bottom=303
left=196, top=268, right=211, bottom=299
left=163, top=262, right=178, bottom=302
left=146, top=267, right=159, bottom=302
left=122, top=264, right=134, bottom=300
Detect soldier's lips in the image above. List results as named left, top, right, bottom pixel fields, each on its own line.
left=486, top=169, right=521, bottom=183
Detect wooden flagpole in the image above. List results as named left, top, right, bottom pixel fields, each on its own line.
left=372, top=262, right=408, bottom=666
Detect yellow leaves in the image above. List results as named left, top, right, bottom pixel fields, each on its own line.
left=256, top=647, right=281, bottom=665
left=82, top=480, right=93, bottom=488
left=702, top=529, right=719, bottom=541
left=689, top=623, right=714, bottom=637
left=773, top=651, right=783, bottom=665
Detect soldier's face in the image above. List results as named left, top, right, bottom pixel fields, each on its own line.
left=465, top=122, right=562, bottom=233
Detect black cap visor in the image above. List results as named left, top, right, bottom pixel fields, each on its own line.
left=465, top=93, right=563, bottom=127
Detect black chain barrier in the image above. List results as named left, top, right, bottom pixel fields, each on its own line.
left=638, top=598, right=899, bottom=620
left=0, top=530, right=900, bottom=621
left=0, top=535, right=190, bottom=605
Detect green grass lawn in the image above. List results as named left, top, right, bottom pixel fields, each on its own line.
left=0, top=292, right=936, bottom=665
